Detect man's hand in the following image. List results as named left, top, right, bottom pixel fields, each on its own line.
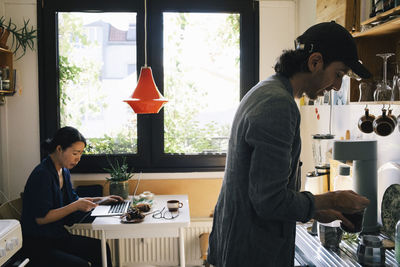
left=314, top=209, right=355, bottom=232
left=314, top=190, right=369, bottom=214
left=331, top=190, right=369, bottom=214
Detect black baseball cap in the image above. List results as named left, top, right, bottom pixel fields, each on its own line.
left=295, top=21, right=371, bottom=79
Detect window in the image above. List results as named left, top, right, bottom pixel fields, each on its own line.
left=163, top=13, right=239, bottom=155
left=38, top=0, right=259, bottom=172
left=59, top=12, right=137, bottom=154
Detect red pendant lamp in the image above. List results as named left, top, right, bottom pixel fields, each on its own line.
left=124, top=0, right=167, bottom=114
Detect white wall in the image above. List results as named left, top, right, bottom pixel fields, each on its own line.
left=0, top=0, right=40, bottom=202
left=0, top=0, right=316, bottom=201
left=259, top=0, right=316, bottom=80
left=259, top=1, right=296, bottom=80
left=300, top=103, right=400, bottom=188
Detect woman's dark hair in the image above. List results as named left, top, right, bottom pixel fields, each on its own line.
left=274, top=49, right=336, bottom=78
left=41, top=126, right=86, bottom=155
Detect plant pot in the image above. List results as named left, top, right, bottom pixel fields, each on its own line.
left=109, top=180, right=129, bottom=199
left=0, top=28, right=9, bottom=49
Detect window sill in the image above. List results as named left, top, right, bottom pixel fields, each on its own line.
left=71, top=171, right=224, bottom=181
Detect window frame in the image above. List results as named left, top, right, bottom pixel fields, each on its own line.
left=38, top=0, right=259, bottom=173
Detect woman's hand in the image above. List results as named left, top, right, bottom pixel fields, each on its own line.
left=95, top=195, right=124, bottom=205
left=36, top=198, right=97, bottom=225
left=73, top=198, right=98, bottom=212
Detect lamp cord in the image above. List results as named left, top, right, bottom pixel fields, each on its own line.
left=133, top=172, right=142, bottom=197
left=329, top=90, right=332, bottom=135
left=144, top=0, right=148, bottom=67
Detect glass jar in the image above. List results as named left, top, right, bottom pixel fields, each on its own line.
left=312, top=134, right=334, bottom=168
left=333, top=164, right=352, bottom=191
left=396, top=219, right=400, bottom=263
left=2, top=80, right=10, bottom=91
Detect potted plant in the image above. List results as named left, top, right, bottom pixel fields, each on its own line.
left=104, top=157, right=134, bottom=199
left=0, top=16, right=36, bottom=59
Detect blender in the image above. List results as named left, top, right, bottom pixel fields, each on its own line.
left=305, top=134, right=334, bottom=236
left=306, top=134, right=335, bottom=194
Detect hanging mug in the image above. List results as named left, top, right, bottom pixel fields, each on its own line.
left=358, top=107, right=375, bottom=134
left=397, top=114, right=400, bottom=132
left=388, top=108, right=397, bottom=127
left=373, top=108, right=395, bottom=136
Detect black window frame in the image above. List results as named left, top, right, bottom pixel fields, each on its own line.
left=38, top=0, right=259, bottom=173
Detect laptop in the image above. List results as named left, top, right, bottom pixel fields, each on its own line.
left=91, top=199, right=131, bottom=217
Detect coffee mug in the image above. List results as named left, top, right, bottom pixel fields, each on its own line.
left=397, top=114, right=400, bottom=132
left=340, top=210, right=365, bottom=233
left=388, top=108, right=397, bottom=127
left=358, top=107, right=375, bottom=134
left=373, top=108, right=395, bottom=136
left=167, top=200, right=183, bottom=212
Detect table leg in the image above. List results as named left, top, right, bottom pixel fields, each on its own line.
left=101, top=230, right=107, bottom=267
left=179, top=227, right=185, bottom=267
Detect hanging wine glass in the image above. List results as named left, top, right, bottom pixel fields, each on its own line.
left=359, top=81, right=375, bottom=102
left=374, top=53, right=395, bottom=101
left=392, top=62, right=400, bottom=101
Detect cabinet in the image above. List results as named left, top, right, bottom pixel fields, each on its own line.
left=0, top=47, right=14, bottom=98
left=316, top=0, right=360, bottom=32
left=350, top=6, right=400, bottom=102
left=316, top=0, right=400, bottom=103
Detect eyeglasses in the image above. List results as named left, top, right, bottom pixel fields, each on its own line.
left=152, top=207, right=179, bottom=220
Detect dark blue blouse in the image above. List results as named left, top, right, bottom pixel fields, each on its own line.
left=21, top=156, right=81, bottom=238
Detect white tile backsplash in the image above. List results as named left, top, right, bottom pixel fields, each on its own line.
left=300, top=103, right=400, bottom=190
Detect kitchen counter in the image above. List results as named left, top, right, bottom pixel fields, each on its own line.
left=295, top=223, right=399, bottom=266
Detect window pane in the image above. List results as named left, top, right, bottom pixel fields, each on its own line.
left=58, top=12, right=138, bottom=154
left=163, top=13, right=240, bottom=154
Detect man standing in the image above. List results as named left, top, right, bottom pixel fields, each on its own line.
left=208, top=22, right=371, bottom=267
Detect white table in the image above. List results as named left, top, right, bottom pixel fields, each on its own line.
left=91, top=195, right=190, bottom=267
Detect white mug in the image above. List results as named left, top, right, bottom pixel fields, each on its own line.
left=167, top=200, right=183, bottom=212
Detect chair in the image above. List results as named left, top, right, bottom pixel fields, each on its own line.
left=75, top=184, right=103, bottom=197
left=199, top=232, right=210, bottom=267
left=0, top=197, right=23, bottom=221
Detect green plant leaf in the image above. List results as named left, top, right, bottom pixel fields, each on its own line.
left=104, top=156, right=134, bottom=182
left=0, top=16, right=37, bottom=60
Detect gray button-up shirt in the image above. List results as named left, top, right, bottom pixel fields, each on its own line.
left=208, top=74, right=315, bottom=267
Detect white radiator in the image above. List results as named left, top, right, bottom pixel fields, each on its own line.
left=69, top=218, right=213, bottom=267
left=68, top=227, right=119, bottom=266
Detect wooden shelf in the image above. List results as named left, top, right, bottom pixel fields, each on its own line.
left=0, top=47, right=14, bottom=96
left=353, top=6, right=400, bottom=38
left=361, top=6, right=400, bottom=26
left=349, top=101, right=400, bottom=105
left=0, top=47, right=12, bottom=54
left=353, top=16, right=400, bottom=37
left=0, top=90, right=15, bottom=96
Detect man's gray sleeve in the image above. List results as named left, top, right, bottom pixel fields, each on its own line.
left=245, top=97, right=314, bottom=223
